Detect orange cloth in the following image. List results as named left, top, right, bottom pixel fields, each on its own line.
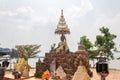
left=42, top=70, right=51, bottom=79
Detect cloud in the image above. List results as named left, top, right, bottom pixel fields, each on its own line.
left=66, top=0, right=93, bottom=27
left=0, top=10, right=17, bottom=16
left=71, top=0, right=93, bottom=16
left=32, top=15, right=48, bottom=24
left=0, top=6, right=49, bottom=32
left=0, top=7, right=34, bottom=17
left=93, top=11, right=120, bottom=34
left=80, top=0, right=93, bottom=16
left=0, top=6, right=52, bottom=49
left=16, top=7, right=34, bottom=13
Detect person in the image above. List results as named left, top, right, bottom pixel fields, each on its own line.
left=14, top=71, right=21, bottom=79
left=2, top=59, right=9, bottom=68
left=0, top=63, right=5, bottom=80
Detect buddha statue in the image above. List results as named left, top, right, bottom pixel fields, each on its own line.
left=55, top=34, right=69, bottom=53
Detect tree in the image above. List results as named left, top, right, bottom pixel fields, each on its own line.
left=79, top=27, right=117, bottom=67
left=95, top=27, right=117, bottom=60
left=80, top=36, right=93, bottom=50
left=15, top=44, right=41, bottom=61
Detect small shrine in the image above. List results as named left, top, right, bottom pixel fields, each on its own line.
left=35, top=10, right=92, bottom=79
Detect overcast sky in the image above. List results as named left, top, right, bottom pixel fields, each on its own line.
left=0, top=0, right=120, bottom=56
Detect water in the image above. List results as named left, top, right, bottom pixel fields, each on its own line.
left=1, top=57, right=120, bottom=70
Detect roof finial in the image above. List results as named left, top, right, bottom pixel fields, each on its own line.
left=61, top=9, right=63, bottom=16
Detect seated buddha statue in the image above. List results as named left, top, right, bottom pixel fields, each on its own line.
left=55, top=34, right=69, bottom=53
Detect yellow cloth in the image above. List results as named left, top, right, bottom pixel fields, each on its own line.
left=19, top=58, right=25, bottom=63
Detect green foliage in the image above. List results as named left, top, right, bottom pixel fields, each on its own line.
left=95, top=27, right=117, bottom=60
left=80, top=27, right=117, bottom=60
left=80, top=36, right=93, bottom=50
left=88, top=50, right=99, bottom=59
left=80, top=36, right=97, bottom=60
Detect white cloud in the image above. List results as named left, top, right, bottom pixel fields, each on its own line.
left=16, top=7, right=34, bottom=13
left=62, top=0, right=93, bottom=29
left=94, top=12, right=120, bottom=33
left=0, top=10, right=17, bottom=16
left=68, top=0, right=93, bottom=16
left=0, top=6, right=46, bottom=32
left=0, top=7, right=34, bottom=17
left=32, top=15, right=48, bottom=24
left=80, top=0, right=93, bottom=15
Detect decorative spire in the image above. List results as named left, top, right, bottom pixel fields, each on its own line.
left=61, top=9, right=63, bottom=16
left=55, top=9, right=70, bottom=34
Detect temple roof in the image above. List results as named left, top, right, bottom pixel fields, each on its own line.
left=55, top=10, right=70, bottom=34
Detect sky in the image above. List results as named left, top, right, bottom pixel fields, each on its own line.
left=0, top=0, right=120, bottom=68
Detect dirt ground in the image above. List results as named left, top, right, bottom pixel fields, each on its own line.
left=91, top=69, right=120, bottom=80
left=4, top=68, right=120, bottom=80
